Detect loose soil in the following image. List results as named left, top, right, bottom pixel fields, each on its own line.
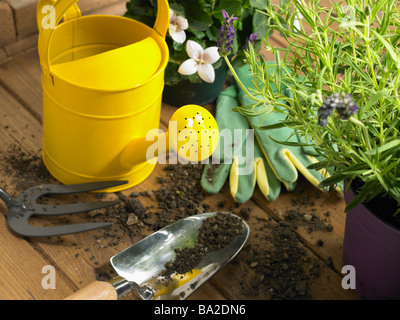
left=161, top=212, right=243, bottom=277
left=237, top=213, right=325, bottom=299
left=96, top=163, right=209, bottom=246
left=1, top=144, right=55, bottom=190
left=0, top=146, right=340, bottom=300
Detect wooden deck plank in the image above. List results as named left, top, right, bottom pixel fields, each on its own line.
left=0, top=214, right=73, bottom=300
left=0, top=86, right=77, bottom=299
left=0, top=49, right=42, bottom=121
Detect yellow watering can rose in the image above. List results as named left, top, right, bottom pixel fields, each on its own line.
left=121, top=105, right=219, bottom=166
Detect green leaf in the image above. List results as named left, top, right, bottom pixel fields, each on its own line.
left=169, top=2, right=185, bottom=16
left=205, top=25, right=220, bottom=42
left=274, top=49, right=282, bottom=93
left=317, top=65, right=327, bottom=92
left=234, top=103, right=273, bottom=116
left=318, top=174, right=346, bottom=188
left=363, top=88, right=390, bottom=111
left=250, top=0, right=268, bottom=10
left=186, top=4, right=213, bottom=31
left=344, top=182, right=374, bottom=212
left=365, top=139, right=400, bottom=156
left=213, top=0, right=242, bottom=20
left=370, top=0, right=389, bottom=20
left=172, top=40, right=185, bottom=51
left=371, top=30, right=400, bottom=69
left=258, top=121, right=300, bottom=130
left=253, top=11, right=272, bottom=39
left=341, top=53, right=374, bottom=86
left=341, top=163, right=369, bottom=174
left=293, top=0, right=317, bottom=28
left=268, top=135, right=315, bottom=147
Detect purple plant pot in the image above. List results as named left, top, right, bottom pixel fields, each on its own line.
left=343, top=185, right=400, bottom=299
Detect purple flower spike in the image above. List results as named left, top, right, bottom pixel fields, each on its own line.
left=318, top=92, right=358, bottom=126
left=217, top=10, right=238, bottom=57
left=222, top=9, right=238, bottom=23
left=244, top=33, right=258, bottom=50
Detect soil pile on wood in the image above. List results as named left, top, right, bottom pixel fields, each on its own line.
left=237, top=213, right=323, bottom=300
left=162, top=212, right=243, bottom=277
left=96, top=164, right=208, bottom=246
left=1, top=145, right=54, bottom=191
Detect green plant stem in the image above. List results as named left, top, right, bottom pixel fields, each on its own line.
left=364, top=15, right=379, bottom=89
left=223, top=55, right=264, bottom=103
left=349, top=116, right=371, bottom=151
left=395, top=72, right=400, bottom=112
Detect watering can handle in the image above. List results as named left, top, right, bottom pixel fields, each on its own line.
left=36, top=0, right=81, bottom=33
left=153, top=0, right=170, bottom=38
left=36, top=0, right=81, bottom=73
left=36, top=0, right=169, bottom=73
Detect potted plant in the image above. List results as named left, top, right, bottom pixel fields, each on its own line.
left=219, top=0, right=400, bottom=299
left=124, top=0, right=270, bottom=106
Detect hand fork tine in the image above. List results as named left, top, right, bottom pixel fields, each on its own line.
left=0, top=180, right=128, bottom=237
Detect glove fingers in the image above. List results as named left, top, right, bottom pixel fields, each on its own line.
left=285, top=181, right=298, bottom=192
left=255, top=157, right=281, bottom=202
left=283, top=150, right=329, bottom=190
left=253, top=140, right=282, bottom=201
left=201, top=163, right=231, bottom=194
left=254, top=130, right=299, bottom=186
left=229, top=156, right=256, bottom=204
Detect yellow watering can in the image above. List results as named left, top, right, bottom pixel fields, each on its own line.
left=36, top=0, right=219, bottom=192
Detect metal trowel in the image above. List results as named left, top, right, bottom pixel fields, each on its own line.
left=65, top=212, right=250, bottom=300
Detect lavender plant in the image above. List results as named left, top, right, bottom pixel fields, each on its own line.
left=222, top=0, right=400, bottom=213
left=217, top=10, right=265, bottom=105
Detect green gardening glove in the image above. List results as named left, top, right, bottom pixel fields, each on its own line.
left=201, top=86, right=282, bottom=203
left=235, top=63, right=330, bottom=192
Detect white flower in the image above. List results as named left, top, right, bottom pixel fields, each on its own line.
left=169, top=9, right=188, bottom=43
left=178, top=40, right=220, bottom=83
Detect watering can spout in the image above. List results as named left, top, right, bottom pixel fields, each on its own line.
left=120, top=132, right=170, bottom=169
left=120, top=105, right=219, bottom=169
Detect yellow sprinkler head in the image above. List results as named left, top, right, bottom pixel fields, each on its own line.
left=152, top=268, right=202, bottom=299
left=168, top=105, right=219, bottom=162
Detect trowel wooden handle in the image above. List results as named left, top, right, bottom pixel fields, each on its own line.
left=64, top=281, right=117, bottom=300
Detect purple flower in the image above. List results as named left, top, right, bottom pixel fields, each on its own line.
left=217, top=10, right=238, bottom=56
left=318, top=92, right=358, bottom=127
left=244, top=33, right=258, bottom=50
